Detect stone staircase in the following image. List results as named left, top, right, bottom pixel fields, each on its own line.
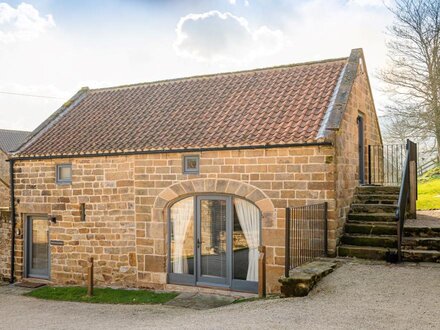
left=338, top=186, right=440, bottom=262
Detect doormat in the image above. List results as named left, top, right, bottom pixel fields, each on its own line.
left=15, top=282, right=46, bottom=289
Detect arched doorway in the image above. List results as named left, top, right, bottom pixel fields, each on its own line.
left=168, top=195, right=261, bottom=293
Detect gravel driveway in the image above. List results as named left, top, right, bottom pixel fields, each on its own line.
left=1, top=261, right=440, bottom=330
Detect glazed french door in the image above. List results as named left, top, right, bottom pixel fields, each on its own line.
left=26, top=216, right=49, bottom=279
left=168, top=195, right=260, bottom=292
left=196, top=196, right=231, bottom=287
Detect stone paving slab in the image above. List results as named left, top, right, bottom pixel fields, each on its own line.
left=164, top=292, right=236, bottom=310
left=0, top=284, right=34, bottom=296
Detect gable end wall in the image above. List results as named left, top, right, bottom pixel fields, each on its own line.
left=333, top=61, right=382, bottom=242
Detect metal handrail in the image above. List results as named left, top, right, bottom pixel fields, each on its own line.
left=396, top=139, right=417, bottom=262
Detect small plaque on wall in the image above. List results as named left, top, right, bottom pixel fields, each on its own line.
left=50, top=240, right=64, bottom=246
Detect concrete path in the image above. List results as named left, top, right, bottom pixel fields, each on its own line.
left=406, top=210, right=440, bottom=228
left=1, top=261, right=440, bottom=329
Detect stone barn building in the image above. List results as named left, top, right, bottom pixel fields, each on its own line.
left=1, top=49, right=382, bottom=293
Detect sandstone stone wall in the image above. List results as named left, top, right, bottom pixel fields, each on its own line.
left=0, top=209, right=11, bottom=281
left=8, top=145, right=336, bottom=292
left=0, top=151, right=9, bottom=208
left=333, top=62, right=382, bottom=243
left=0, top=150, right=11, bottom=281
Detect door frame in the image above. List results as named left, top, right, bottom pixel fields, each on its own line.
left=167, top=194, right=261, bottom=293
left=24, top=214, right=50, bottom=280
left=357, top=114, right=365, bottom=184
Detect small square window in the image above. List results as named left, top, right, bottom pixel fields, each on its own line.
left=56, top=164, right=72, bottom=184
left=183, top=155, right=199, bottom=174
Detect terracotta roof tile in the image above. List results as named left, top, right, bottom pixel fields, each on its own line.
left=18, top=58, right=347, bottom=157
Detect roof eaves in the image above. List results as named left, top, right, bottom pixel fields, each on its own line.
left=318, top=48, right=363, bottom=135
left=13, top=87, right=90, bottom=155
left=12, top=140, right=333, bottom=160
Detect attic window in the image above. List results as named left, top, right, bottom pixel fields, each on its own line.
left=183, top=155, right=199, bottom=174
left=56, top=164, right=72, bottom=184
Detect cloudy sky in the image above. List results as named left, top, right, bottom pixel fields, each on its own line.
left=0, top=0, right=393, bottom=131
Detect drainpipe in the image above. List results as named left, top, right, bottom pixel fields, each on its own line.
left=9, top=159, right=15, bottom=284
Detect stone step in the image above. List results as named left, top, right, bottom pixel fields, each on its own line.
left=354, top=194, right=399, bottom=205
left=345, top=222, right=397, bottom=236
left=403, top=249, right=440, bottom=263
left=341, top=234, right=397, bottom=248
left=350, top=203, right=397, bottom=214
left=348, top=213, right=397, bottom=222
left=404, top=226, right=440, bottom=238
left=279, top=261, right=339, bottom=298
left=356, top=186, right=400, bottom=195
left=338, top=245, right=395, bottom=260
left=402, top=237, right=440, bottom=250
left=338, top=245, right=440, bottom=262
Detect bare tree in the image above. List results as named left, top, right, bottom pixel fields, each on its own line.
left=381, top=0, right=440, bottom=160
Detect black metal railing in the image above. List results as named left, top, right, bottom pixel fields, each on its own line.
left=285, top=202, right=328, bottom=277
left=368, top=144, right=406, bottom=186
left=396, top=140, right=417, bottom=262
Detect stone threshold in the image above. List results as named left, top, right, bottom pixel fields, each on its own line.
left=165, top=283, right=257, bottom=299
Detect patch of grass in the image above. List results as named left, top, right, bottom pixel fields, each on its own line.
left=417, top=177, right=440, bottom=210
left=25, top=286, right=178, bottom=305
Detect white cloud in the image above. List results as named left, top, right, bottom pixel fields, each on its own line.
left=174, top=11, right=284, bottom=63
left=0, top=2, right=55, bottom=43
left=348, top=0, right=391, bottom=7
left=227, top=0, right=250, bottom=6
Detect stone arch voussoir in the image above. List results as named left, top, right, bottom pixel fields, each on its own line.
left=152, top=178, right=275, bottom=224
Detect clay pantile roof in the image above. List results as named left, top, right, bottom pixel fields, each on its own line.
left=0, top=129, right=30, bottom=153
left=17, top=57, right=349, bottom=157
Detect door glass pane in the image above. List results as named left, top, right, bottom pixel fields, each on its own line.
left=200, top=199, right=227, bottom=278
left=170, top=198, right=194, bottom=274
left=233, top=199, right=260, bottom=282
left=233, top=206, right=249, bottom=280
left=31, top=219, right=48, bottom=273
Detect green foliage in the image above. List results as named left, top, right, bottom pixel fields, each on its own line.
left=25, top=286, right=178, bottom=305
left=419, top=166, right=440, bottom=183
left=417, top=177, right=440, bottom=210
